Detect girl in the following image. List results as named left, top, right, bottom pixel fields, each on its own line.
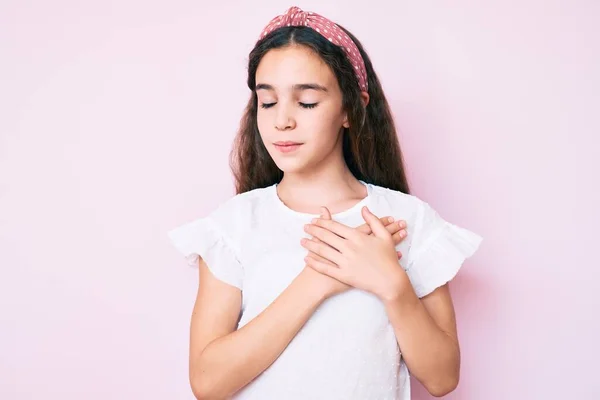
left=168, top=6, right=482, bottom=400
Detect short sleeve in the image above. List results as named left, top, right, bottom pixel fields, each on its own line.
left=167, top=216, right=244, bottom=290
left=405, top=200, right=483, bottom=298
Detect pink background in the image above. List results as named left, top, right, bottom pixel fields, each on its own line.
left=1, top=1, right=598, bottom=399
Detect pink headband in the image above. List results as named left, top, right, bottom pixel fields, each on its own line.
left=258, top=6, right=369, bottom=92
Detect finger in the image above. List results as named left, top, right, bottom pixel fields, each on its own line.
left=355, top=222, right=372, bottom=235
left=305, top=224, right=347, bottom=252
left=308, top=251, right=337, bottom=266
left=361, top=206, right=391, bottom=238
left=312, top=218, right=359, bottom=240
left=356, top=216, right=394, bottom=235
left=305, top=255, right=347, bottom=283
left=391, top=228, right=407, bottom=245
left=386, top=220, right=407, bottom=236
left=386, top=221, right=399, bottom=236
left=311, top=208, right=332, bottom=246
left=301, top=237, right=344, bottom=265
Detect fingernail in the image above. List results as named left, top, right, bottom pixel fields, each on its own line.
left=388, top=217, right=394, bottom=223
left=399, top=221, right=406, bottom=228
left=311, top=218, right=318, bottom=224
left=400, top=230, right=407, bottom=237
left=301, top=238, right=307, bottom=244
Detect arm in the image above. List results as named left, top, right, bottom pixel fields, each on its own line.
left=381, top=282, right=460, bottom=397
left=189, top=210, right=401, bottom=399
left=301, top=207, right=460, bottom=397
left=188, top=259, right=342, bottom=400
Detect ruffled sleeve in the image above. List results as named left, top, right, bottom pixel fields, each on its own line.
left=405, top=200, right=483, bottom=298
left=167, top=216, right=244, bottom=290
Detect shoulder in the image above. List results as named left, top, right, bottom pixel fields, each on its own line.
left=167, top=185, right=275, bottom=262
left=207, top=185, right=274, bottom=225
left=366, top=183, right=444, bottom=242
left=200, top=185, right=275, bottom=247
left=367, top=183, right=429, bottom=218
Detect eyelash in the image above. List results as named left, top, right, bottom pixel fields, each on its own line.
left=260, top=102, right=318, bottom=109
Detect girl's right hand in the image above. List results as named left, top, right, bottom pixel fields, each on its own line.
left=301, top=207, right=351, bottom=300
left=302, top=207, right=408, bottom=300
left=300, top=264, right=351, bottom=300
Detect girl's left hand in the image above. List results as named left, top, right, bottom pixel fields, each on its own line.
left=301, top=206, right=411, bottom=300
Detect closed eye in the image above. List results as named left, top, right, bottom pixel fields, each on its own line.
left=259, top=102, right=319, bottom=109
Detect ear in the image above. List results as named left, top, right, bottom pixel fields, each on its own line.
left=360, top=91, right=370, bottom=107
left=342, top=92, right=370, bottom=129
left=342, top=109, right=350, bottom=128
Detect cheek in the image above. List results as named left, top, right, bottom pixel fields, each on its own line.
left=256, top=112, right=271, bottom=140
left=256, top=111, right=266, bottom=128
left=303, top=110, right=343, bottom=142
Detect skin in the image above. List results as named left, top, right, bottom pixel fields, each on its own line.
left=187, top=44, right=459, bottom=399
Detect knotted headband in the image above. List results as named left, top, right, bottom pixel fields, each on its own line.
left=258, top=6, right=369, bottom=92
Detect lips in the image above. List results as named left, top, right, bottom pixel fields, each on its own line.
left=273, top=141, right=303, bottom=153
left=274, top=141, right=302, bottom=146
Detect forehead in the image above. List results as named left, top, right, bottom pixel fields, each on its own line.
left=255, top=45, right=336, bottom=88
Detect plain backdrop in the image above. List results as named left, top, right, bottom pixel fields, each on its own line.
left=1, top=1, right=598, bottom=399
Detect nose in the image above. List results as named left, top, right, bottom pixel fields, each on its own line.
left=274, top=103, right=296, bottom=131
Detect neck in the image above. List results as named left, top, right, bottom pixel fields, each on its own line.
left=276, top=151, right=366, bottom=209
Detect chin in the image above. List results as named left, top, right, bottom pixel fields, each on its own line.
left=265, top=146, right=304, bottom=173
left=272, top=158, right=310, bottom=174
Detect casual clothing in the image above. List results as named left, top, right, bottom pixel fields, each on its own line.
left=168, top=181, right=483, bottom=399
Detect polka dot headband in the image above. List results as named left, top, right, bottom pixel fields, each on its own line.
left=258, top=6, right=369, bottom=92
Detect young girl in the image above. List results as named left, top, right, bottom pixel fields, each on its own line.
left=168, top=6, right=482, bottom=400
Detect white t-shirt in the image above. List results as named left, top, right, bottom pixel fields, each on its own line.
left=168, top=181, right=483, bottom=400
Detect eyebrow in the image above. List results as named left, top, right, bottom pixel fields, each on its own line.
left=255, top=83, right=329, bottom=93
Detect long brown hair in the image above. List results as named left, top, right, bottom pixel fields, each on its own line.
left=230, top=25, right=410, bottom=195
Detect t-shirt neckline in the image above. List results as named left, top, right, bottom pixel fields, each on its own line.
left=271, top=180, right=372, bottom=219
